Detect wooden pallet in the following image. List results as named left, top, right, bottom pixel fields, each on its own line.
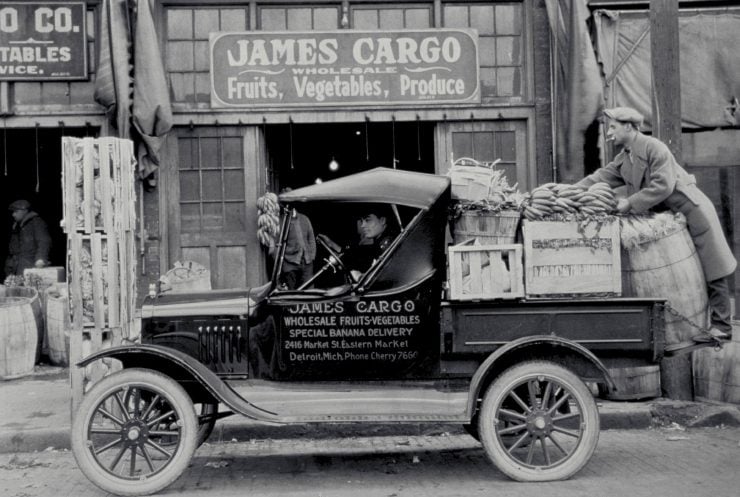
left=448, top=240, right=524, bottom=300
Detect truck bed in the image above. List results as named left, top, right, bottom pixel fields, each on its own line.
left=441, top=297, right=664, bottom=361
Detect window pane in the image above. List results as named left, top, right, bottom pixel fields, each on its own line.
left=497, top=131, right=517, bottom=162
left=169, top=73, right=194, bottom=103
left=200, top=138, right=220, bottom=168
left=195, top=10, right=219, bottom=39
left=452, top=132, right=472, bottom=159
left=194, top=41, right=209, bottom=71
left=179, top=139, right=196, bottom=170
left=287, top=8, right=312, bottom=30
left=202, top=171, right=223, bottom=201
left=168, top=41, right=194, bottom=71
left=380, top=10, right=404, bottom=29
left=313, top=8, right=338, bottom=29
left=224, top=171, right=244, bottom=200
left=470, top=6, right=494, bottom=35
left=496, top=36, right=520, bottom=66
left=180, top=171, right=200, bottom=201
left=405, top=8, right=431, bottom=28
left=497, top=67, right=517, bottom=96
left=224, top=203, right=246, bottom=231
left=195, top=73, right=210, bottom=103
left=261, top=8, right=286, bottom=30
left=221, top=9, right=247, bottom=31
left=353, top=10, right=378, bottom=29
left=496, top=4, right=521, bottom=35
left=168, top=10, right=192, bottom=39
left=479, top=37, right=496, bottom=67
left=180, top=203, right=200, bottom=232
left=222, top=137, right=242, bottom=166
left=444, top=6, right=468, bottom=28
left=474, top=132, right=495, bottom=162
left=203, top=203, right=224, bottom=229
left=480, top=67, right=496, bottom=95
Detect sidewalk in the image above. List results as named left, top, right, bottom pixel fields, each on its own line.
left=2, top=365, right=739, bottom=454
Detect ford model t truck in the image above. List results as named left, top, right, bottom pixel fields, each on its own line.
left=72, top=168, right=664, bottom=495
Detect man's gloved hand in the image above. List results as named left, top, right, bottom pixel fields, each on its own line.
left=616, top=198, right=631, bottom=214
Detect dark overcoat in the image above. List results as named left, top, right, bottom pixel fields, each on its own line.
left=4, top=211, right=51, bottom=276
left=576, top=132, right=736, bottom=281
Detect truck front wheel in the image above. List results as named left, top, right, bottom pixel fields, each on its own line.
left=478, top=361, right=599, bottom=482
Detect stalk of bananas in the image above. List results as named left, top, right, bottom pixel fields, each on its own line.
left=522, top=182, right=617, bottom=220
left=256, top=192, right=280, bottom=247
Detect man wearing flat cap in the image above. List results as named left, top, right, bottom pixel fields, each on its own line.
left=575, top=106, right=737, bottom=340
left=4, top=199, right=51, bottom=278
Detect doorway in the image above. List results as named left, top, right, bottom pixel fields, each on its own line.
left=265, top=121, right=436, bottom=190
left=0, top=127, right=93, bottom=281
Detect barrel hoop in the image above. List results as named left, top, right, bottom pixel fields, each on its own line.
left=622, top=250, right=699, bottom=273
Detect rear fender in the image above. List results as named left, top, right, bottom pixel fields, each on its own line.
left=467, top=336, right=615, bottom=417
left=78, top=344, right=281, bottom=424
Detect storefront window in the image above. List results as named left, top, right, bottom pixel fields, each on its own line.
left=178, top=134, right=246, bottom=233
left=166, top=6, right=251, bottom=105
left=443, top=1, right=524, bottom=100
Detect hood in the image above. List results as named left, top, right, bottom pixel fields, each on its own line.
left=141, top=286, right=270, bottom=319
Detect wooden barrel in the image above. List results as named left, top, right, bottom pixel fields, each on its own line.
left=45, top=284, right=71, bottom=367
left=621, top=222, right=708, bottom=347
left=0, top=287, right=40, bottom=379
left=693, top=328, right=740, bottom=404
left=453, top=210, right=520, bottom=245
left=606, top=365, right=661, bottom=400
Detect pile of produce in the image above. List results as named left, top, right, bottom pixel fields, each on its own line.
left=522, top=182, right=618, bottom=220
left=256, top=192, right=280, bottom=247
left=620, top=212, right=687, bottom=249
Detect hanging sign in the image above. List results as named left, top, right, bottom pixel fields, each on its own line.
left=210, top=29, right=480, bottom=108
left=0, top=2, right=87, bottom=80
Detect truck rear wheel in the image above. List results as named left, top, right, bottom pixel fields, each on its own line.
left=478, top=361, right=599, bottom=482
left=71, top=368, right=198, bottom=496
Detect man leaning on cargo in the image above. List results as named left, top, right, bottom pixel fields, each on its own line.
left=575, top=107, right=737, bottom=341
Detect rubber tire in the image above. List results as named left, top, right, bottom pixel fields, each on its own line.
left=71, top=368, right=198, bottom=496
left=478, top=361, right=600, bottom=482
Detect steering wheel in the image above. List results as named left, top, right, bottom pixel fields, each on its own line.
left=316, top=234, right=347, bottom=272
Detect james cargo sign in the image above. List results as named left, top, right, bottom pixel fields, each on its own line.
left=0, top=1, right=87, bottom=80
left=210, top=29, right=480, bottom=108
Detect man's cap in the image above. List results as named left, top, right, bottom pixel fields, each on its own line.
left=604, top=107, right=644, bottom=127
left=8, top=199, right=30, bottom=211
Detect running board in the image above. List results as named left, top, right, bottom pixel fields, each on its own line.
left=227, top=381, right=472, bottom=424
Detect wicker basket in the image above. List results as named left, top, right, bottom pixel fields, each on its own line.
left=453, top=210, right=521, bottom=245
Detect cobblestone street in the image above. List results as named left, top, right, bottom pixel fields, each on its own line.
left=2, top=427, right=739, bottom=497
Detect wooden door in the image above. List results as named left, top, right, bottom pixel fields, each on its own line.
left=164, top=126, right=266, bottom=289
left=435, top=120, right=532, bottom=191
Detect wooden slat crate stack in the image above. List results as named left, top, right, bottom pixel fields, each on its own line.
left=447, top=240, right=524, bottom=300
left=62, top=137, right=137, bottom=410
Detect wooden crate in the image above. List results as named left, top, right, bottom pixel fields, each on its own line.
left=448, top=241, right=524, bottom=300
left=62, top=137, right=138, bottom=411
left=522, top=218, right=621, bottom=297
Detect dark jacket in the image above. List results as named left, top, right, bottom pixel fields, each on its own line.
left=347, top=232, right=395, bottom=274
left=282, top=211, right=316, bottom=269
left=576, top=132, right=736, bottom=281
left=4, top=211, right=51, bottom=276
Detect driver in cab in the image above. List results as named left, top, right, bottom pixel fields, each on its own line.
left=347, top=208, right=396, bottom=280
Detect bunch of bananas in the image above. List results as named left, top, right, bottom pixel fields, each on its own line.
left=572, top=182, right=617, bottom=215
left=522, top=182, right=617, bottom=220
left=256, top=192, right=280, bottom=247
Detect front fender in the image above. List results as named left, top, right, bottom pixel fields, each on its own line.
left=78, top=344, right=281, bottom=424
left=467, top=336, right=615, bottom=417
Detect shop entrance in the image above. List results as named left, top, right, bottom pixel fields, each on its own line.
left=0, top=127, right=91, bottom=281
left=265, top=121, right=436, bottom=190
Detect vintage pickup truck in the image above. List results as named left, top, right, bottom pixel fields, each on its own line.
left=72, top=168, right=665, bottom=496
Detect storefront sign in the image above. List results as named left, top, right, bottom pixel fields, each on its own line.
left=210, top=29, right=480, bottom=108
left=0, top=2, right=87, bottom=80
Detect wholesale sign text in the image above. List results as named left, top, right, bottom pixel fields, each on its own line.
left=210, top=29, right=480, bottom=108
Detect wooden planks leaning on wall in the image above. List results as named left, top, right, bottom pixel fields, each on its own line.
left=62, top=137, right=138, bottom=411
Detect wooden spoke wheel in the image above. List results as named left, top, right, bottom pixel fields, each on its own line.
left=478, top=361, right=600, bottom=482
left=72, top=368, right=198, bottom=496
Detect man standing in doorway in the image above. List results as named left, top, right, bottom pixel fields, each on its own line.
left=4, top=200, right=51, bottom=278
left=278, top=188, right=316, bottom=290
left=576, top=107, right=737, bottom=340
